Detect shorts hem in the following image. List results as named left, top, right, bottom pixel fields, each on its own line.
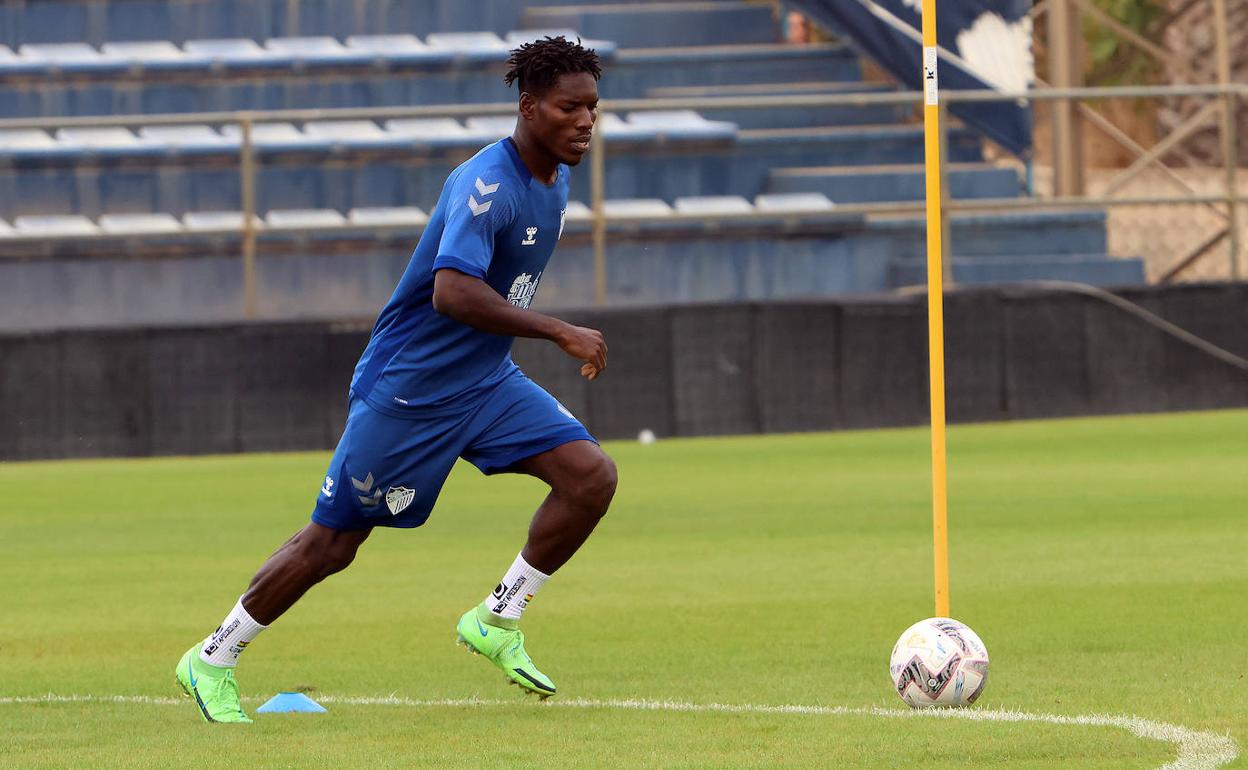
left=310, top=510, right=377, bottom=532
left=469, top=428, right=597, bottom=476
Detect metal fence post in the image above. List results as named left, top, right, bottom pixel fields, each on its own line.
left=1226, top=89, right=1241, bottom=280
left=1047, top=0, right=1085, bottom=196
left=591, top=130, right=607, bottom=306
left=239, top=115, right=258, bottom=319
left=1212, top=0, right=1239, bottom=280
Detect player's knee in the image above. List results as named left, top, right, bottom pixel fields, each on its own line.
left=575, top=453, right=617, bottom=515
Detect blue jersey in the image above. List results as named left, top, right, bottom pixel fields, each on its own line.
left=351, top=138, right=570, bottom=415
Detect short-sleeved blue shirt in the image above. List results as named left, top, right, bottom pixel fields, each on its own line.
left=351, top=138, right=570, bottom=415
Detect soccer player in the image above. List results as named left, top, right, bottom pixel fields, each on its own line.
left=175, top=37, right=616, bottom=723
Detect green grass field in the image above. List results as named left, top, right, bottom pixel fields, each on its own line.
left=2, top=410, right=1245, bottom=769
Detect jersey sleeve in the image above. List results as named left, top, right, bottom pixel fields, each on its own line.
left=432, top=169, right=517, bottom=280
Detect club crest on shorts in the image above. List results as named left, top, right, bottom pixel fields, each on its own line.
left=385, top=486, right=416, bottom=515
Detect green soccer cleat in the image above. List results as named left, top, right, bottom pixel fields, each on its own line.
left=456, top=603, right=557, bottom=699
left=175, top=643, right=253, bottom=723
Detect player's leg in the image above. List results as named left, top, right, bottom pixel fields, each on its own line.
left=455, top=373, right=616, bottom=697
left=511, top=439, right=617, bottom=574
left=176, top=396, right=463, bottom=722
left=242, top=522, right=373, bottom=624
left=175, top=523, right=370, bottom=723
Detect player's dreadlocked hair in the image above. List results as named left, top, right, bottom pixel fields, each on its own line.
left=504, top=36, right=602, bottom=96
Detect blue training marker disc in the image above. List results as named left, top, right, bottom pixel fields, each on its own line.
left=256, top=692, right=328, bottom=713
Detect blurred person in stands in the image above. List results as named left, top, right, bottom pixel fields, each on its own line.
left=786, top=10, right=812, bottom=44
left=175, top=37, right=615, bottom=722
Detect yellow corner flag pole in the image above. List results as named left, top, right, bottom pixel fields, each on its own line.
left=921, top=0, right=951, bottom=619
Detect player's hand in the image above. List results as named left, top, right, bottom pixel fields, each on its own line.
left=556, top=323, right=607, bottom=378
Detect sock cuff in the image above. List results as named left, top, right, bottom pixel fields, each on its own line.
left=236, top=597, right=269, bottom=632
left=515, top=554, right=551, bottom=580
left=200, top=597, right=268, bottom=668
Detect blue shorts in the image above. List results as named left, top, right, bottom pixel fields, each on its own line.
left=311, top=370, right=595, bottom=531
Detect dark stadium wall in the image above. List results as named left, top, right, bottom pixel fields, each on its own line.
left=1, top=283, right=1245, bottom=461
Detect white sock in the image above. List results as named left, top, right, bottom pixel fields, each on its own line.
left=485, top=553, right=549, bottom=620
left=199, top=597, right=268, bottom=668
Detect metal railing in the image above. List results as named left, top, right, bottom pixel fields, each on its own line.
left=1, top=82, right=1244, bottom=313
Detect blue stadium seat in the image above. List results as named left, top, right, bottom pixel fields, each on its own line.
left=263, top=37, right=376, bottom=68
left=182, top=211, right=262, bottom=231
left=54, top=127, right=167, bottom=158
left=302, top=120, right=412, bottom=151
left=182, top=38, right=294, bottom=70
left=265, top=208, right=346, bottom=230
left=0, top=129, right=77, bottom=161
left=597, top=114, right=657, bottom=142
left=18, top=42, right=128, bottom=75
left=0, top=44, right=45, bottom=75
left=673, top=196, right=755, bottom=216
left=424, top=32, right=510, bottom=62
left=601, top=198, right=679, bottom=234
left=383, top=118, right=484, bottom=148
left=347, top=206, right=430, bottom=227
left=563, top=200, right=593, bottom=224
left=100, top=40, right=210, bottom=71
left=137, top=125, right=238, bottom=155
left=602, top=198, right=673, bottom=218
left=13, top=215, right=100, bottom=237
left=753, top=192, right=837, bottom=213
left=343, top=35, right=453, bottom=66
left=98, top=213, right=184, bottom=235
left=217, top=122, right=332, bottom=151
left=464, top=116, right=518, bottom=141
left=624, top=111, right=736, bottom=141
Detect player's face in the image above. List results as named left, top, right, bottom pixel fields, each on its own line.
left=528, top=72, right=599, bottom=166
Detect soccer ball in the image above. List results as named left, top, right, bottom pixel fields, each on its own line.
left=889, top=617, right=989, bottom=708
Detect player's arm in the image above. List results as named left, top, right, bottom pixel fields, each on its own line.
left=432, top=268, right=606, bottom=380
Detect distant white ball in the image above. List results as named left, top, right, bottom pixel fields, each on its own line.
left=637, top=429, right=656, bottom=445
left=889, top=617, right=989, bottom=708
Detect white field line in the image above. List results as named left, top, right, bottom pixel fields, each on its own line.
left=0, top=693, right=1237, bottom=770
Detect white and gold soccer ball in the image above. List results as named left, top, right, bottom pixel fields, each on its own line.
left=889, top=617, right=990, bottom=708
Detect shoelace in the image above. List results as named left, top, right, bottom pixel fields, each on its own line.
left=210, top=671, right=247, bottom=719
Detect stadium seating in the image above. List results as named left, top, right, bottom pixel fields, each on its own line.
left=0, top=0, right=1142, bottom=323
left=0, top=37, right=863, bottom=119
left=0, top=0, right=767, bottom=46
left=0, top=114, right=998, bottom=219
left=0, top=196, right=1143, bottom=328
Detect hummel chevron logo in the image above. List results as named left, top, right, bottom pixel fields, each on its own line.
left=351, top=471, right=382, bottom=507
left=468, top=177, right=499, bottom=217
